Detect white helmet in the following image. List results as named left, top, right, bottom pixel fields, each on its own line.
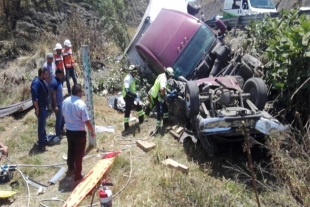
left=54, top=43, right=63, bottom=50
left=166, top=67, right=174, bottom=77
left=128, top=64, right=138, bottom=73
left=64, top=39, right=72, bottom=47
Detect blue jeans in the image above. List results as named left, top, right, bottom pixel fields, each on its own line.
left=65, top=68, right=77, bottom=94
left=55, top=104, right=64, bottom=136
left=38, top=107, right=47, bottom=148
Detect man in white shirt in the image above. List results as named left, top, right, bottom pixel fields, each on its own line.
left=62, top=84, right=95, bottom=181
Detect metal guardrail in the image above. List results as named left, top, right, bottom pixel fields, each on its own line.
left=0, top=99, right=33, bottom=118
left=204, top=10, right=310, bottom=29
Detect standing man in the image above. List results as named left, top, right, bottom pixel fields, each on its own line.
left=53, top=43, right=65, bottom=84
left=43, top=52, right=56, bottom=110
left=200, top=12, right=205, bottom=22
left=31, top=68, right=49, bottom=152
left=123, top=65, right=144, bottom=130
left=149, top=67, right=174, bottom=135
left=63, top=39, right=77, bottom=94
left=62, top=84, right=95, bottom=181
left=51, top=68, right=65, bottom=139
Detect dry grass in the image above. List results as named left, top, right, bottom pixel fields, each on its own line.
left=0, top=94, right=303, bottom=207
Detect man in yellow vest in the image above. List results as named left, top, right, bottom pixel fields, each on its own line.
left=149, top=67, right=174, bottom=135
left=123, top=65, right=144, bottom=130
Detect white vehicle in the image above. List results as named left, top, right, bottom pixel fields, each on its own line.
left=223, top=0, right=277, bottom=18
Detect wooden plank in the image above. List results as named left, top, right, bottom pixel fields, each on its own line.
left=136, top=140, right=156, bottom=152
left=176, top=127, right=184, bottom=134
left=161, top=158, right=189, bottom=174
left=169, top=130, right=180, bottom=139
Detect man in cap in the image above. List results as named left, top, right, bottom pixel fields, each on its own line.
left=63, top=39, right=77, bottom=94
left=148, top=67, right=174, bottom=135
left=123, top=65, right=144, bottom=130
left=43, top=53, right=56, bottom=110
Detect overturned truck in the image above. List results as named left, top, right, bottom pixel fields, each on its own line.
left=133, top=9, right=287, bottom=156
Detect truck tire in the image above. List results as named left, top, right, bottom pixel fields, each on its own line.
left=187, top=2, right=201, bottom=15
left=243, top=78, right=267, bottom=110
left=185, top=81, right=200, bottom=119
left=235, top=65, right=253, bottom=83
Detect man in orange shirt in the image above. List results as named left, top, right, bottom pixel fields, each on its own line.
left=53, top=43, right=65, bottom=85
left=63, top=39, right=77, bottom=94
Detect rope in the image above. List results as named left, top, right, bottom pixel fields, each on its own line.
left=15, top=168, right=30, bottom=207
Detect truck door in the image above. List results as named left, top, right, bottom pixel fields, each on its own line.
left=223, top=0, right=242, bottom=18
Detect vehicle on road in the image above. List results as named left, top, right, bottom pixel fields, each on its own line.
left=223, top=0, right=277, bottom=18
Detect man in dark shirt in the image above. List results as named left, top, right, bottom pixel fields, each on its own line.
left=51, top=68, right=65, bottom=139
left=31, top=68, right=49, bottom=152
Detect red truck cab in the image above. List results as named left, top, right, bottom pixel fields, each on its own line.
left=136, top=9, right=223, bottom=79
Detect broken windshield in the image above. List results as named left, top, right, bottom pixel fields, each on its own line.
left=249, top=0, right=275, bottom=9
left=173, top=25, right=215, bottom=79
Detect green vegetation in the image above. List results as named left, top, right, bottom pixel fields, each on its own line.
left=245, top=9, right=310, bottom=123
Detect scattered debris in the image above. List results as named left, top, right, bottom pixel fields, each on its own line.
left=95, top=125, right=115, bottom=133
left=176, top=127, right=184, bottom=134
left=169, top=130, right=181, bottom=139
left=36, top=186, right=45, bottom=195
left=161, top=158, right=189, bottom=174
left=0, top=190, right=16, bottom=198
left=48, top=167, right=67, bottom=185
left=25, top=177, right=48, bottom=191
left=136, top=140, right=156, bottom=152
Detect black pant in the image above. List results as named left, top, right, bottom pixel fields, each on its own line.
left=153, top=97, right=168, bottom=121
left=124, top=96, right=143, bottom=120
left=66, top=130, right=86, bottom=180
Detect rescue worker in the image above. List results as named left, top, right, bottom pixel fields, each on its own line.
left=149, top=67, right=174, bottom=135
left=53, top=43, right=65, bottom=84
left=123, top=65, right=144, bottom=130
left=53, top=43, right=65, bottom=71
left=62, top=39, right=77, bottom=94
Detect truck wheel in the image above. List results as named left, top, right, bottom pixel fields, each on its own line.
left=235, top=65, right=253, bottom=83
left=187, top=2, right=201, bottom=15
left=185, top=81, right=199, bottom=119
left=243, top=78, right=267, bottom=110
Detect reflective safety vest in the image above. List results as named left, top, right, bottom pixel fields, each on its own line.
left=62, top=48, right=75, bottom=69
left=54, top=54, right=64, bottom=70
left=122, top=73, right=135, bottom=98
left=149, top=73, right=167, bottom=98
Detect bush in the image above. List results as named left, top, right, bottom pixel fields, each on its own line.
left=245, top=9, right=310, bottom=124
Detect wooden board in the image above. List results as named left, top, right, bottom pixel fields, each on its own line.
left=63, top=154, right=117, bottom=207
left=136, top=140, right=156, bottom=152
left=176, top=127, right=184, bottom=134
left=169, top=130, right=180, bottom=139
left=162, top=158, right=189, bottom=174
